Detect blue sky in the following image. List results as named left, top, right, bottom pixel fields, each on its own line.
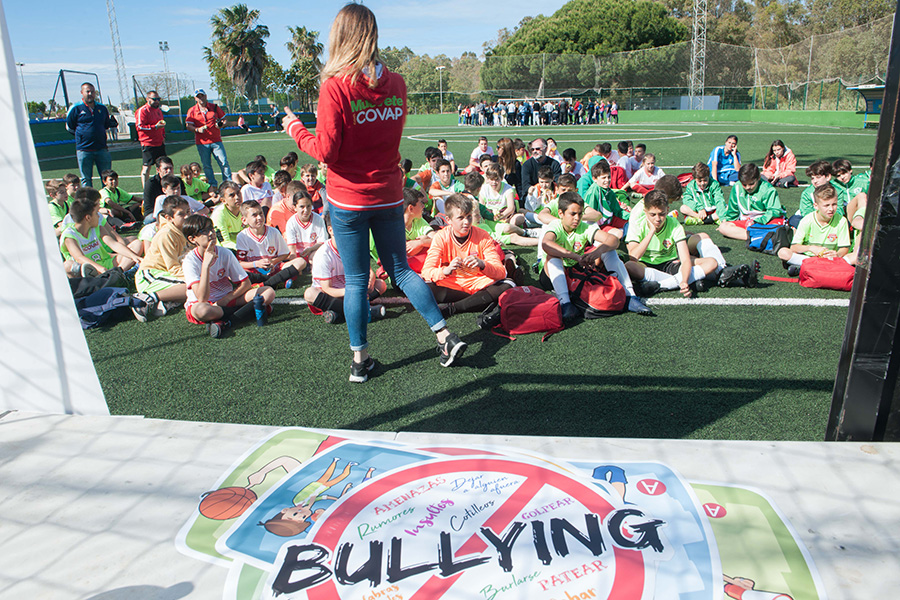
left=5, top=0, right=567, bottom=106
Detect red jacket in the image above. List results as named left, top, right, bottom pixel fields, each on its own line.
left=186, top=103, right=226, bottom=145
left=288, top=64, right=406, bottom=211
left=135, top=103, right=165, bottom=147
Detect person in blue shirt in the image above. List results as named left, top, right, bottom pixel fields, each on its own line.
left=708, top=135, right=741, bottom=186
left=65, top=83, right=118, bottom=188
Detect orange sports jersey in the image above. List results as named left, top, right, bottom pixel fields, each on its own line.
left=421, top=226, right=506, bottom=294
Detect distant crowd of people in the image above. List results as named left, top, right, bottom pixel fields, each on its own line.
left=458, top=99, right=618, bottom=127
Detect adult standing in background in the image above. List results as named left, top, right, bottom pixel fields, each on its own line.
left=282, top=3, right=467, bottom=383
left=66, top=82, right=117, bottom=188
left=134, top=90, right=166, bottom=189
left=185, top=89, right=233, bottom=186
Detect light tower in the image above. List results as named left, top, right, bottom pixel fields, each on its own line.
left=159, top=41, right=171, bottom=101
left=689, top=0, right=708, bottom=110
left=106, top=0, right=129, bottom=108
left=436, top=65, right=446, bottom=114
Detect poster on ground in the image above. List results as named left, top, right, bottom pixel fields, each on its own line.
left=176, top=430, right=825, bottom=600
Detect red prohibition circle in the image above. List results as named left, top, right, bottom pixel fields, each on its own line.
left=302, top=457, right=647, bottom=600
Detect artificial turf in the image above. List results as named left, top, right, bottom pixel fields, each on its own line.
left=39, top=114, right=875, bottom=441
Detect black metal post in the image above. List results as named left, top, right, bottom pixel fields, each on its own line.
left=828, top=7, right=900, bottom=441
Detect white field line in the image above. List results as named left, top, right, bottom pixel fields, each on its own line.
left=273, top=296, right=848, bottom=307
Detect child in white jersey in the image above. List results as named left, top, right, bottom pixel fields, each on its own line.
left=235, top=200, right=306, bottom=288
left=303, top=212, right=387, bottom=325
left=182, top=214, right=275, bottom=338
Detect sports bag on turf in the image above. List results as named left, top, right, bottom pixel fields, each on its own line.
left=566, top=268, right=626, bottom=318
left=746, top=223, right=791, bottom=255
left=74, top=287, right=142, bottom=329
left=497, top=286, right=563, bottom=337
left=798, top=257, right=855, bottom=291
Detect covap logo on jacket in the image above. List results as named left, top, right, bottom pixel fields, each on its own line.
left=351, top=97, right=404, bottom=124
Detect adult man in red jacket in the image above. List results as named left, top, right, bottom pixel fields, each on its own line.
left=135, top=91, right=166, bottom=187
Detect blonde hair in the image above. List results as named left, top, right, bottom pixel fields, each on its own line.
left=320, top=4, right=381, bottom=89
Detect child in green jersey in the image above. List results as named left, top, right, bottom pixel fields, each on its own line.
left=789, top=160, right=833, bottom=228
left=539, top=192, right=653, bottom=320
left=681, top=163, right=725, bottom=225
left=778, top=184, right=852, bottom=275
left=627, top=191, right=753, bottom=297
left=180, top=162, right=214, bottom=204
left=45, top=179, right=69, bottom=236
left=718, top=164, right=786, bottom=241
left=99, top=169, right=142, bottom=223
left=581, top=160, right=627, bottom=238
left=60, top=188, right=143, bottom=278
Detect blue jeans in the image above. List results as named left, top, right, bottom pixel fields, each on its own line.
left=329, top=204, right=446, bottom=351
left=196, top=141, right=232, bottom=187
left=76, top=149, right=112, bottom=188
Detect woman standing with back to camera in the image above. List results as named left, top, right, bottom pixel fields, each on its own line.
left=281, top=3, right=467, bottom=383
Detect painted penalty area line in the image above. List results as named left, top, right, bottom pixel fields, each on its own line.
left=273, top=297, right=848, bottom=307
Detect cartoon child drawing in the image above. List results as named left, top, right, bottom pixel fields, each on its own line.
left=251, top=456, right=374, bottom=537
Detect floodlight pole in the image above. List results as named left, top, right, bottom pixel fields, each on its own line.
left=15, top=62, right=26, bottom=108
left=436, top=65, right=446, bottom=114
left=159, top=41, right=171, bottom=101
left=689, top=0, right=708, bottom=110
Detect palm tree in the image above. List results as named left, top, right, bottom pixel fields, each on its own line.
left=286, top=26, right=323, bottom=109
left=206, top=5, right=269, bottom=102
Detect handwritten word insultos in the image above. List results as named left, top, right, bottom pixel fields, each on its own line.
left=373, top=477, right=445, bottom=515
left=450, top=500, right=495, bottom=531
left=404, top=500, right=454, bottom=536
left=270, top=509, right=666, bottom=596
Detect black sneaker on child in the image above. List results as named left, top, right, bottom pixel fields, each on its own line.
left=476, top=303, right=501, bottom=330
left=323, top=310, right=340, bottom=324
left=626, top=296, right=655, bottom=316
left=787, top=265, right=801, bottom=277
left=349, top=356, right=376, bottom=383
left=717, top=264, right=748, bottom=287
left=438, top=332, right=467, bottom=367
left=638, top=279, right=662, bottom=298
left=370, top=305, right=386, bottom=321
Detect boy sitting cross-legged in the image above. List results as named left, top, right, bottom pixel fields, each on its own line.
left=539, top=192, right=653, bottom=320
left=181, top=214, right=275, bottom=338
left=681, top=163, right=725, bottom=225
left=778, top=184, right=852, bottom=275
left=133, top=195, right=192, bottom=320
left=99, top=169, right=142, bottom=223
left=235, top=200, right=305, bottom=288
left=303, top=212, right=387, bottom=325
left=717, top=163, right=786, bottom=241
left=581, top=160, right=627, bottom=239
left=421, top=193, right=514, bottom=320
left=61, top=188, right=143, bottom=279
left=626, top=190, right=755, bottom=297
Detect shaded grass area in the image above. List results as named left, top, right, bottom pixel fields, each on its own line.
left=44, top=117, right=868, bottom=441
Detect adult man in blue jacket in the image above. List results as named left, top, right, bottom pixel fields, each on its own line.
left=66, top=82, right=117, bottom=187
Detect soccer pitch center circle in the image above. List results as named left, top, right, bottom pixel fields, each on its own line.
left=406, top=126, right=692, bottom=143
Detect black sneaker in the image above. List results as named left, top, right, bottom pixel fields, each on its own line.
left=692, top=277, right=711, bottom=293
left=476, top=303, right=501, bottom=330
left=370, top=305, right=386, bottom=321
left=787, top=265, right=801, bottom=277
left=349, top=356, right=376, bottom=383
left=323, top=310, right=340, bottom=324
left=207, top=320, right=230, bottom=338
left=438, top=332, right=467, bottom=367
left=638, top=279, right=661, bottom=298
left=717, top=264, right=747, bottom=287
left=560, top=302, right=580, bottom=322
left=744, top=260, right=761, bottom=287
left=626, top=296, right=655, bottom=316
